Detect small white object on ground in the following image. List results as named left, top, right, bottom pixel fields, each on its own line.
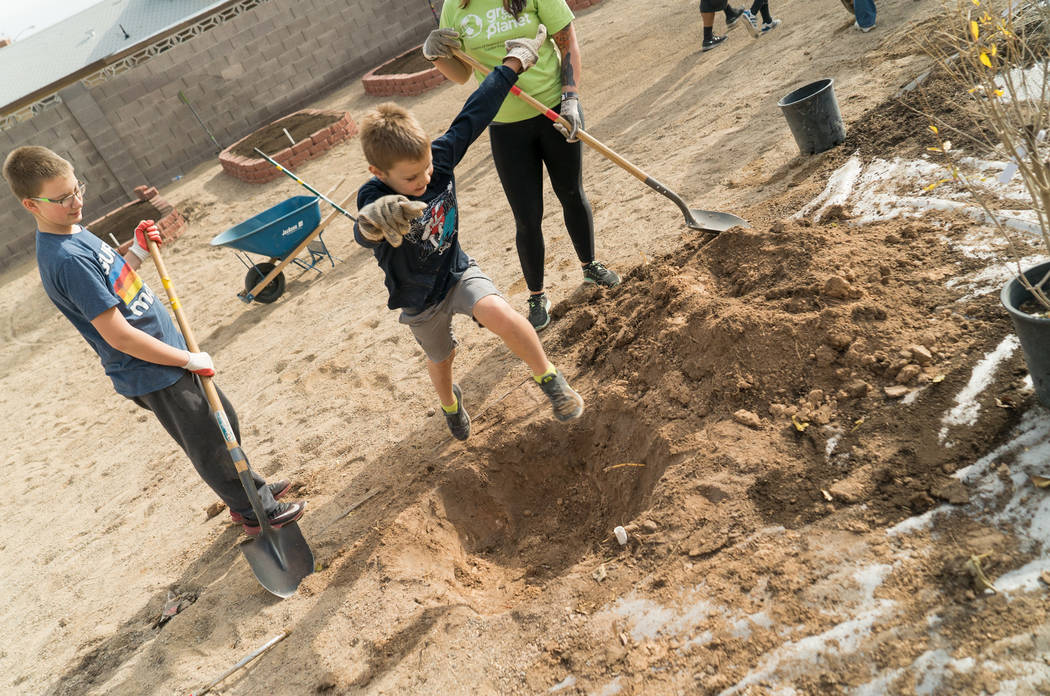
left=614, top=526, right=628, bottom=545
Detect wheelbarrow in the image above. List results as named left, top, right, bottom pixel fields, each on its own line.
left=210, top=193, right=351, bottom=303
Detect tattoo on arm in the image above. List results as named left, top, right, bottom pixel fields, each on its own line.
left=561, top=51, right=576, bottom=91
left=553, top=27, right=577, bottom=91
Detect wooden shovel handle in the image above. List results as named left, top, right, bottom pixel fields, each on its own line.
left=147, top=240, right=249, bottom=474
left=451, top=48, right=651, bottom=184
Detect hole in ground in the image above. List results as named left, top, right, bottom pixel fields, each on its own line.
left=436, top=393, right=682, bottom=582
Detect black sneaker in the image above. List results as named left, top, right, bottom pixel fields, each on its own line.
left=582, top=261, right=621, bottom=287
left=537, top=370, right=584, bottom=422
left=230, top=479, right=292, bottom=523
left=725, top=6, right=744, bottom=29
left=444, top=383, right=470, bottom=440
left=527, top=293, right=552, bottom=331
left=701, top=34, right=728, bottom=51
left=242, top=500, right=306, bottom=536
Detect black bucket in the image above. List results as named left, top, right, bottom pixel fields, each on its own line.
left=777, top=79, right=846, bottom=155
left=1001, top=260, right=1050, bottom=408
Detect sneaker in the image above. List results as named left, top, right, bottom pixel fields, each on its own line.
left=853, top=20, right=875, bottom=32
left=701, top=34, right=728, bottom=51
left=527, top=293, right=552, bottom=331
left=537, top=370, right=584, bottom=422
left=725, top=7, right=744, bottom=30
left=229, top=480, right=292, bottom=523
left=242, top=501, right=306, bottom=536
left=444, top=383, right=471, bottom=440
left=740, top=10, right=761, bottom=37
left=582, top=261, right=621, bottom=287
left=760, top=18, right=782, bottom=34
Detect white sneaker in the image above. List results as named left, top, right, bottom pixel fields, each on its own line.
left=853, top=20, right=875, bottom=32
left=759, top=18, right=782, bottom=34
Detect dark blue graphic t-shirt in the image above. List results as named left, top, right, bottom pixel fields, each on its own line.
left=36, top=227, right=186, bottom=397
left=354, top=65, right=518, bottom=311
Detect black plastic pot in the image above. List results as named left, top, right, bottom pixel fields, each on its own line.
left=777, top=79, right=846, bottom=155
left=1001, top=259, right=1050, bottom=407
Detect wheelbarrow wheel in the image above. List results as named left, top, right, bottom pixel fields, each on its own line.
left=245, top=262, right=286, bottom=304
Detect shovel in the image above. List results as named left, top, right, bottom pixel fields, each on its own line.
left=146, top=239, right=314, bottom=598
left=452, top=49, right=747, bottom=233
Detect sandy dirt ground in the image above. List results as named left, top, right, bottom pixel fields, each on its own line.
left=6, top=0, right=1050, bottom=693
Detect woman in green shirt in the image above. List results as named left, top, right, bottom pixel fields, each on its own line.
left=425, top=0, right=620, bottom=331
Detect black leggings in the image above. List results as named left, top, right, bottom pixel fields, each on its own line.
left=489, top=110, right=595, bottom=294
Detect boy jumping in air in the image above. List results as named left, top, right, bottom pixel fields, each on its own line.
left=354, top=26, right=584, bottom=440
left=3, top=146, right=304, bottom=535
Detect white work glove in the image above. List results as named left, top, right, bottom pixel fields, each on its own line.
left=183, top=351, right=215, bottom=377
left=422, top=28, right=461, bottom=61
left=554, top=95, right=584, bottom=142
left=358, top=195, right=428, bottom=248
left=504, top=24, right=548, bottom=72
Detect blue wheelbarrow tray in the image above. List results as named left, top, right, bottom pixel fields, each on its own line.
left=211, top=195, right=322, bottom=258
left=210, top=195, right=339, bottom=304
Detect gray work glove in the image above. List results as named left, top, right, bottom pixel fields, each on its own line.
left=358, top=195, right=428, bottom=248
left=554, top=95, right=584, bottom=142
left=504, top=24, right=548, bottom=72
left=422, top=28, right=461, bottom=61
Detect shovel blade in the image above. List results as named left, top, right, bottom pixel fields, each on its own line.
left=686, top=209, right=749, bottom=233
left=239, top=522, right=314, bottom=598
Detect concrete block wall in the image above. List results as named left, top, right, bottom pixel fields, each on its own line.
left=0, top=0, right=435, bottom=271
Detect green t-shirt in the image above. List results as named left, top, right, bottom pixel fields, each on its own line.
left=440, top=0, right=574, bottom=124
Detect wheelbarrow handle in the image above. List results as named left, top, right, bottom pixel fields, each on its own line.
left=253, top=148, right=357, bottom=222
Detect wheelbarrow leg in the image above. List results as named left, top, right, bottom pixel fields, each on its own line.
left=239, top=191, right=355, bottom=303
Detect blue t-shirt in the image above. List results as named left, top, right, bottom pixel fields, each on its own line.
left=36, top=226, right=187, bottom=397
left=354, top=65, right=519, bottom=312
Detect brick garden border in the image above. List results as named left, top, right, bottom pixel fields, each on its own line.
left=93, top=185, right=187, bottom=255
left=218, top=109, right=357, bottom=184
left=361, top=45, right=447, bottom=97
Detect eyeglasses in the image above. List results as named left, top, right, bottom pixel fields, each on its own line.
left=30, top=181, right=86, bottom=208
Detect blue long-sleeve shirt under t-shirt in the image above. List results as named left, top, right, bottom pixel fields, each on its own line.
left=354, top=64, right=519, bottom=312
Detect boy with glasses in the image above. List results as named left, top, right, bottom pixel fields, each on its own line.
left=3, top=146, right=304, bottom=536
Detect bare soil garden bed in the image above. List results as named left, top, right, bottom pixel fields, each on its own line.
left=84, top=185, right=186, bottom=253
left=219, top=109, right=357, bottom=184
left=362, top=45, right=447, bottom=97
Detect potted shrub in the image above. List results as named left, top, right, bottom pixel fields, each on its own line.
left=919, top=1, right=1050, bottom=405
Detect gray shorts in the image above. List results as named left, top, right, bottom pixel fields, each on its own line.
left=399, top=262, right=501, bottom=362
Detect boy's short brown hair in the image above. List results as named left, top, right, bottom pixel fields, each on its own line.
left=359, top=103, right=430, bottom=171
left=3, top=146, right=74, bottom=200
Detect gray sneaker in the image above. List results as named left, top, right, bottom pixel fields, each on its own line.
left=527, top=293, right=552, bottom=331
left=444, top=384, right=470, bottom=440
left=537, top=370, right=584, bottom=422
left=582, top=261, right=621, bottom=287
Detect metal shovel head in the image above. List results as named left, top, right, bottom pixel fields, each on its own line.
left=240, top=521, right=314, bottom=598
left=685, top=209, right=750, bottom=233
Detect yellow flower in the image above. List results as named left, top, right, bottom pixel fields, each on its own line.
left=929, top=125, right=939, bottom=133
left=971, top=20, right=979, bottom=40
left=980, top=52, right=992, bottom=67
